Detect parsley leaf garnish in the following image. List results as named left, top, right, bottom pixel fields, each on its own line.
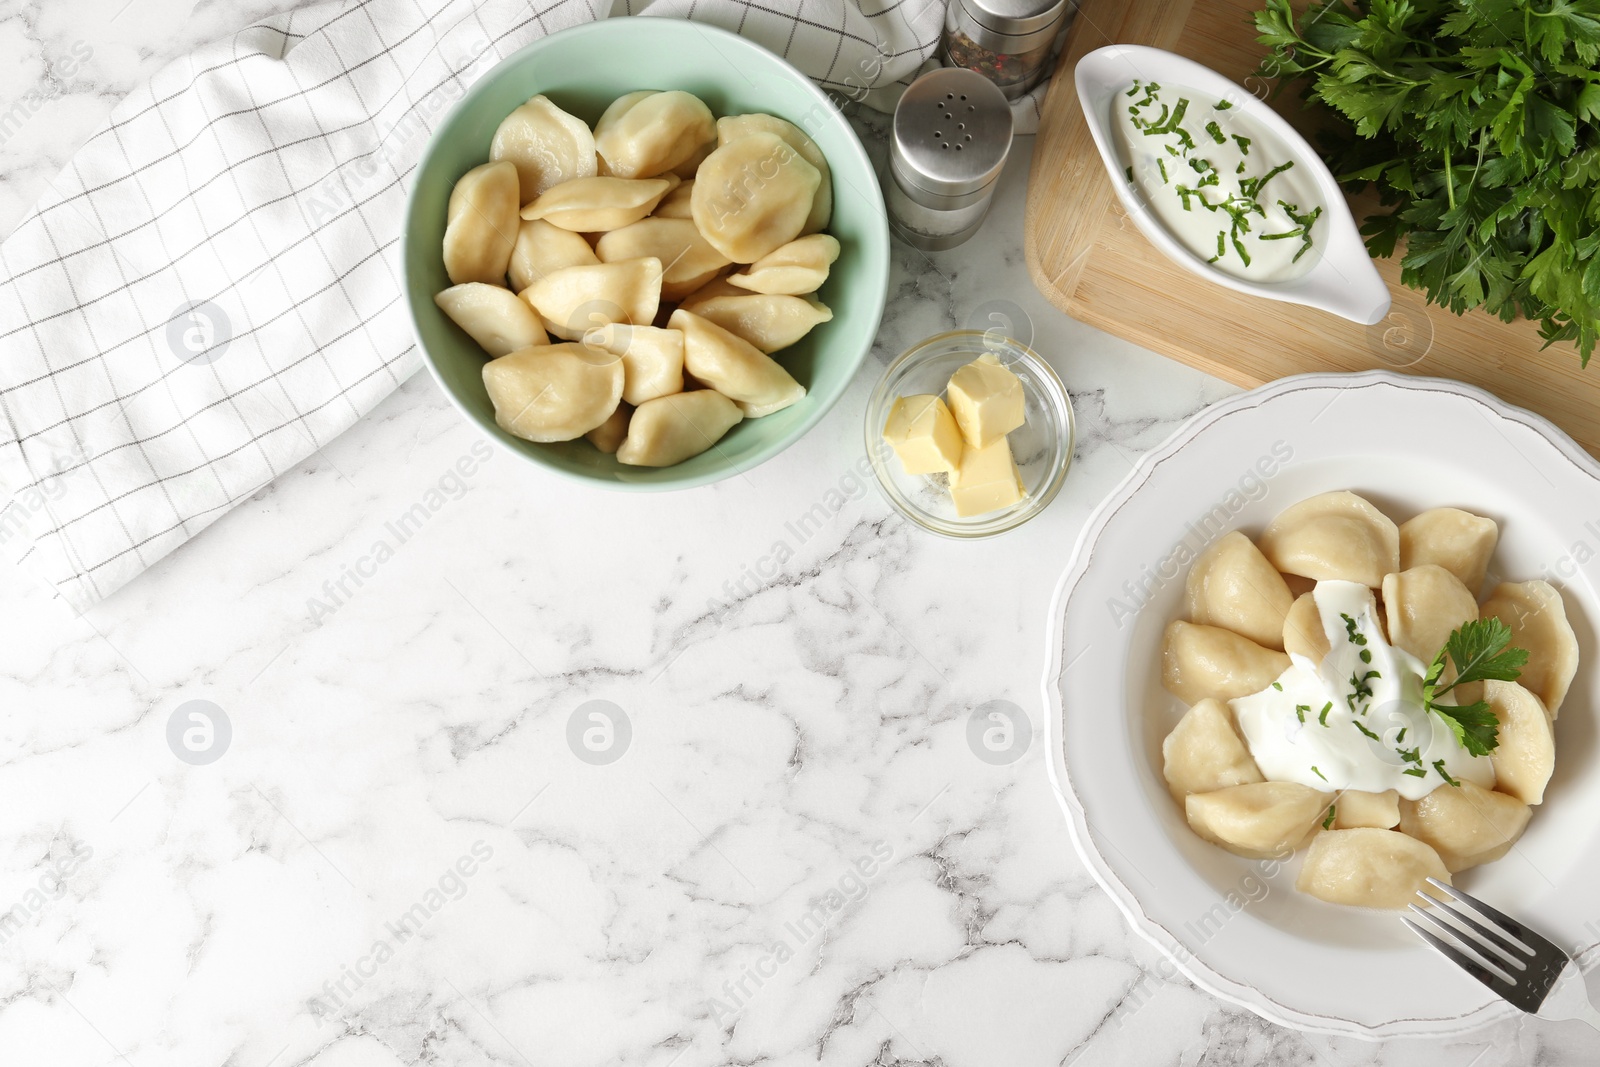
left=1421, top=619, right=1529, bottom=757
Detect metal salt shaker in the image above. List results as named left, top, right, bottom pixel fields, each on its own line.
left=885, top=68, right=1014, bottom=251
left=941, top=0, right=1069, bottom=99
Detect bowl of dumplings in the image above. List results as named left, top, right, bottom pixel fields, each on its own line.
left=402, top=18, right=889, bottom=487
left=1044, top=371, right=1600, bottom=1039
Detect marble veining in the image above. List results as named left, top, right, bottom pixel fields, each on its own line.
left=1, top=2, right=1595, bottom=1065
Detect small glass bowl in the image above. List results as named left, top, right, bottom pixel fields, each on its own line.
left=865, top=330, right=1075, bottom=538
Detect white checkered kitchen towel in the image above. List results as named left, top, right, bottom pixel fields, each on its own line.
left=0, top=0, right=1057, bottom=612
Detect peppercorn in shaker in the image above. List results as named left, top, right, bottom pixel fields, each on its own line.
left=885, top=68, right=1013, bottom=251
left=941, top=0, right=1068, bottom=99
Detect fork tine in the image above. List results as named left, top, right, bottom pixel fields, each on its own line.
left=1424, top=878, right=1568, bottom=962
left=1413, top=895, right=1531, bottom=972
left=1402, top=915, right=1528, bottom=1008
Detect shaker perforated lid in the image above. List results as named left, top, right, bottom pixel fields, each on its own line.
left=890, top=68, right=1013, bottom=203
left=947, top=0, right=1066, bottom=50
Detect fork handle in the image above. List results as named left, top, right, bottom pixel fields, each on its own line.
left=1568, top=999, right=1600, bottom=1034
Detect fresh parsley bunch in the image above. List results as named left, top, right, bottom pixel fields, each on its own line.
left=1254, top=0, right=1600, bottom=363
left=1424, top=617, right=1530, bottom=757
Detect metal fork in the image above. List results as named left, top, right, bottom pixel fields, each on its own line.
left=1402, top=877, right=1600, bottom=1030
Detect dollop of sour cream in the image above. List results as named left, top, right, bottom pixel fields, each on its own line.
left=1231, top=580, right=1492, bottom=801
left=1112, top=80, right=1325, bottom=284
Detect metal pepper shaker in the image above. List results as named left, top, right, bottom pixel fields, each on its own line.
left=885, top=68, right=1014, bottom=251
left=941, top=0, right=1068, bottom=99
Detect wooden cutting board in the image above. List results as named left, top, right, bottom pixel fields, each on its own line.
left=1023, top=0, right=1600, bottom=460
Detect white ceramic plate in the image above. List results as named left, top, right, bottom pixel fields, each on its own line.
left=1042, top=371, right=1600, bottom=1039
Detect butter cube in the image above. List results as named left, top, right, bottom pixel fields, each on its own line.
left=946, top=353, right=1025, bottom=448
left=883, top=394, right=962, bottom=475
left=949, top=435, right=1026, bottom=517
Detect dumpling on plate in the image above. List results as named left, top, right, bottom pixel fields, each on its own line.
left=727, top=234, right=840, bottom=296
left=1479, top=580, right=1578, bottom=717
left=716, top=112, right=833, bottom=234
left=1161, top=620, right=1290, bottom=705
left=1399, top=507, right=1498, bottom=593
left=670, top=309, right=805, bottom=418
left=677, top=279, right=832, bottom=353
left=595, top=217, right=731, bottom=301
left=1381, top=565, right=1478, bottom=664
left=520, top=258, right=663, bottom=341
left=1296, top=828, right=1449, bottom=908
left=1397, top=780, right=1530, bottom=873
left=1486, top=680, right=1555, bottom=805
left=653, top=179, right=695, bottom=219
left=1161, top=698, right=1262, bottom=802
left=482, top=343, right=623, bottom=443
left=595, top=90, right=716, bottom=179
left=521, top=175, right=678, bottom=233
left=1184, top=781, right=1331, bottom=859
left=582, top=322, right=684, bottom=406
left=434, top=283, right=547, bottom=357
left=508, top=219, right=600, bottom=293
left=490, top=94, right=597, bottom=203
left=442, top=161, right=520, bottom=285
left=585, top=402, right=632, bottom=454
left=1183, top=531, right=1293, bottom=650
left=692, top=131, right=820, bottom=263
left=617, top=390, right=744, bottom=467
left=1258, top=490, right=1399, bottom=588
left=1332, top=790, right=1400, bottom=830
left=1282, top=592, right=1330, bottom=664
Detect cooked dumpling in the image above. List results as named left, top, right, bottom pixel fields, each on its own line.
left=670, top=309, right=805, bottom=418
left=1333, top=790, right=1400, bottom=829
left=1296, top=828, right=1449, bottom=908
left=1258, top=490, right=1399, bottom=587
left=654, top=179, right=695, bottom=219
left=1282, top=592, right=1330, bottom=664
left=727, top=234, right=840, bottom=296
left=1185, top=782, right=1331, bottom=859
left=1161, top=620, right=1291, bottom=705
left=1381, top=565, right=1478, bottom=664
left=585, top=402, right=632, bottom=454
left=520, top=175, right=678, bottom=232
left=582, top=323, right=684, bottom=406
left=1184, top=531, right=1293, bottom=650
left=1397, top=781, right=1530, bottom=873
left=508, top=219, right=600, bottom=293
left=1479, top=580, right=1578, bottom=717
left=1161, top=698, right=1263, bottom=802
left=1400, top=507, right=1498, bottom=593
left=482, top=343, right=623, bottom=443
left=692, top=132, right=820, bottom=263
left=490, top=95, right=597, bottom=203
left=717, top=113, right=832, bottom=234
left=520, top=258, right=662, bottom=341
left=595, top=217, right=731, bottom=301
left=677, top=279, right=833, bottom=353
left=594, top=90, right=716, bottom=179
left=616, top=390, right=743, bottom=467
left=433, top=283, right=547, bottom=357
left=1486, top=680, right=1555, bottom=805
left=443, top=161, right=520, bottom=285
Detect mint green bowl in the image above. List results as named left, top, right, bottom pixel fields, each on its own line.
left=403, top=18, right=890, bottom=490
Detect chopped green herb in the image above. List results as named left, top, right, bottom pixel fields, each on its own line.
left=1403, top=767, right=1428, bottom=778
left=1318, top=702, right=1331, bottom=726
left=1433, top=760, right=1460, bottom=787
left=1322, top=804, right=1337, bottom=829
left=1311, top=765, right=1327, bottom=781
left=1205, top=120, right=1227, bottom=144
left=1296, top=703, right=1310, bottom=724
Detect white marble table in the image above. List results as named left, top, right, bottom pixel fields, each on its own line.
left=2, top=4, right=1592, bottom=1065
